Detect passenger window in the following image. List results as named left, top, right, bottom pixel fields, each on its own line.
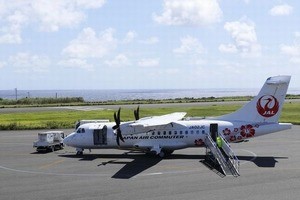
left=174, top=131, right=177, bottom=135
left=163, top=131, right=166, bottom=135
left=82, top=128, right=85, bottom=133
left=169, top=131, right=172, bottom=135
left=191, top=130, right=194, bottom=134
left=185, top=130, right=188, bottom=135
left=158, top=131, right=161, bottom=135
left=180, top=131, right=183, bottom=135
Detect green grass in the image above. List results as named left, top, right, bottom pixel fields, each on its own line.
left=0, top=102, right=299, bottom=130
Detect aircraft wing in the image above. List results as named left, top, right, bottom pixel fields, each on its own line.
left=130, top=112, right=186, bottom=128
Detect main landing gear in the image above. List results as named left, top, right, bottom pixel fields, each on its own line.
left=76, top=148, right=84, bottom=155
left=149, top=147, right=174, bottom=158
left=161, top=150, right=174, bottom=158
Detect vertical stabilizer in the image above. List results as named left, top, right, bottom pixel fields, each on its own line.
left=216, top=76, right=291, bottom=123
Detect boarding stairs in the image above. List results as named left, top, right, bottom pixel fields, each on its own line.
left=205, top=133, right=240, bottom=177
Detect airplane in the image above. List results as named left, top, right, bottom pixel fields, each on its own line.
left=63, top=75, right=292, bottom=161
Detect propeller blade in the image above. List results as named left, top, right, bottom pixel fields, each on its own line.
left=117, top=108, right=121, bottom=124
left=116, top=133, right=120, bottom=146
left=116, top=129, right=124, bottom=146
left=118, top=130, right=125, bottom=143
left=113, top=108, right=121, bottom=130
left=114, top=108, right=124, bottom=146
left=114, top=112, right=118, bottom=125
left=134, top=106, right=140, bottom=120
left=113, top=112, right=118, bottom=130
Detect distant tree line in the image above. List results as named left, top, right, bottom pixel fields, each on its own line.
left=0, top=97, right=84, bottom=105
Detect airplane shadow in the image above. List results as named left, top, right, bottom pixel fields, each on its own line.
left=59, top=153, right=205, bottom=179
left=59, top=153, right=288, bottom=179
left=237, top=156, right=288, bottom=168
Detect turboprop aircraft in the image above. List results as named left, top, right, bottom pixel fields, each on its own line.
left=63, top=76, right=292, bottom=161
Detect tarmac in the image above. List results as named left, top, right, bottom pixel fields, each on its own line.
left=0, top=101, right=248, bottom=113
left=1, top=126, right=300, bottom=200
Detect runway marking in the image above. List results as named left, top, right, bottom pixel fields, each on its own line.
left=59, top=106, right=107, bottom=111
left=38, top=159, right=65, bottom=169
left=0, top=163, right=206, bottom=178
left=143, top=172, right=163, bottom=176
left=0, top=165, right=110, bottom=177
left=238, top=149, right=257, bottom=165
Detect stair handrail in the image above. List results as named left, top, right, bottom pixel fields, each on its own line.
left=205, top=133, right=240, bottom=177
left=218, top=132, right=240, bottom=176
left=205, top=134, right=231, bottom=175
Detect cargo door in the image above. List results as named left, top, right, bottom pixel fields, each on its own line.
left=93, top=125, right=107, bottom=145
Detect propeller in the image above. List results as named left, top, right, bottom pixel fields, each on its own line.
left=112, top=108, right=124, bottom=146
left=134, top=106, right=140, bottom=120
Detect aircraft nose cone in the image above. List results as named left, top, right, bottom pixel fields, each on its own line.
left=63, top=133, right=75, bottom=146
left=63, top=136, right=71, bottom=146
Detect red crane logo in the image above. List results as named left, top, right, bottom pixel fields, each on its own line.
left=256, top=95, right=279, bottom=117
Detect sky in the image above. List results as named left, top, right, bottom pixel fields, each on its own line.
left=0, top=0, right=299, bottom=90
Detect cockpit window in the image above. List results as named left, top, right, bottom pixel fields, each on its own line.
left=76, top=128, right=85, bottom=133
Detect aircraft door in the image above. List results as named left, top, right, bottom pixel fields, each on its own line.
left=210, top=123, right=218, bottom=142
left=93, top=125, right=107, bottom=145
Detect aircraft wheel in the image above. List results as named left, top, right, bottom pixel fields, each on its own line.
left=164, top=150, right=174, bottom=156
left=76, top=148, right=84, bottom=155
left=158, top=151, right=165, bottom=158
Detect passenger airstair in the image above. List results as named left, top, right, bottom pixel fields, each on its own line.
left=205, top=132, right=240, bottom=177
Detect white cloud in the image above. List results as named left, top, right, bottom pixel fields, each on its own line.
left=123, top=31, right=137, bottom=44
left=9, top=52, right=50, bottom=73
left=173, top=35, right=205, bottom=54
left=61, top=27, right=118, bottom=70
left=138, top=58, right=160, bottom=67
left=218, top=44, right=238, bottom=53
left=269, top=4, right=293, bottom=16
left=76, top=0, right=106, bottom=9
left=280, top=44, right=300, bottom=64
left=0, top=0, right=106, bottom=43
left=62, top=27, right=117, bottom=59
left=36, top=0, right=105, bottom=31
left=153, top=0, right=222, bottom=26
left=294, top=32, right=300, bottom=38
left=0, top=29, right=22, bottom=44
left=105, top=54, right=130, bottom=67
left=58, top=58, right=93, bottom=71
left=139, top=37, right=159, bottom=45
left=0, top=61, right=6, bottom=69
left=220, top=18, right=261, bottom=57
left=31, top=0, right=85, bottom=32
left=0, top=10, right=28, bottom=44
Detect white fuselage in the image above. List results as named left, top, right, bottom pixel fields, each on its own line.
left=63, top=119, right=291, bottom=152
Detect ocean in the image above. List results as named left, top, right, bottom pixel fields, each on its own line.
left=1, top=88, right=299, bottom=102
